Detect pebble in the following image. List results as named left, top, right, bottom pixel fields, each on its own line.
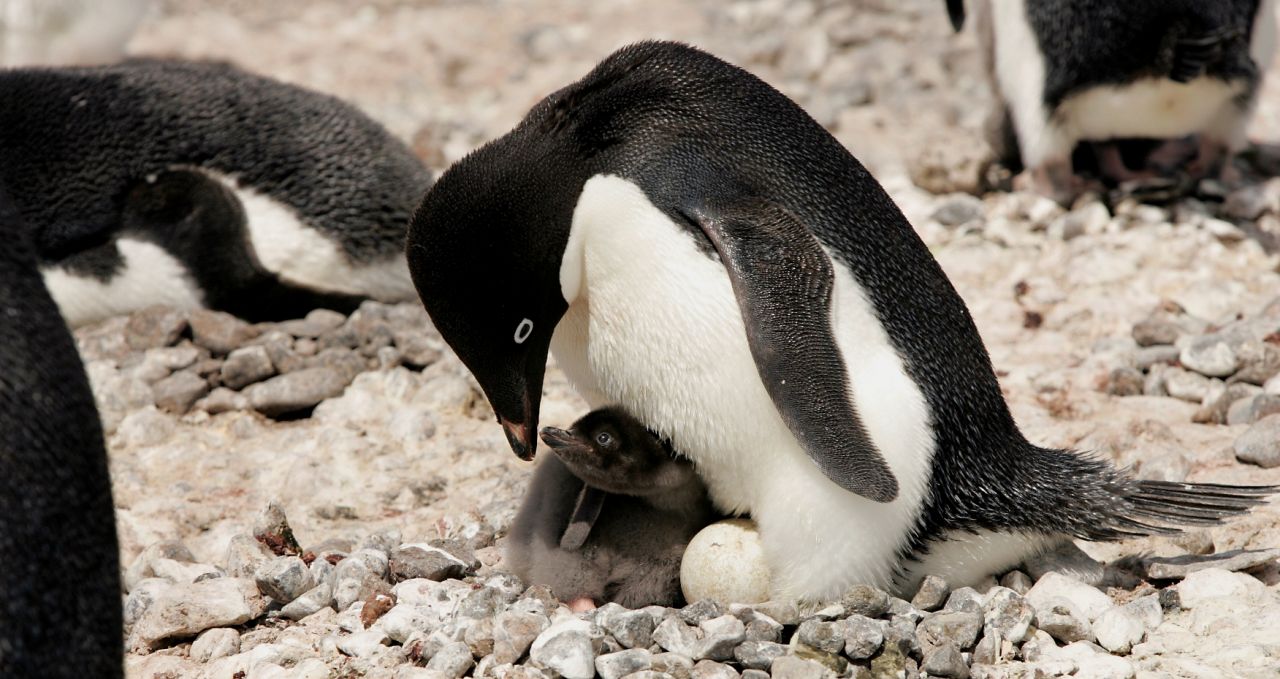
left=1162, top=368, right=1215, bottom=402
left=943, top=587, right=984, bottom=613
left=932, top=194, right=985, bottom=227
left=680, top=599, right=726, bottom=626
left=529, top=619, right=602, bottom=679
left=128, top=577, right=268, bottom=650
left=427, top=641, right=476, bottom=678
left=279, top=582, right=333, bottom=620
left=732, top=641, right=786, bottom=670
left=921, top=643, right=970, bottom=679
left=1025, top=573, right=1114, bottom=621
left=1092, top=606, right=1144, bottom=653
left=841, top=615, right=884, bottom=659
left=982, top=588, right=1034, bottom=644
left=189, top=309, right=258, bottom=355
left=125, top=306, right=189, bottom=350
left=1133, top=345, right=1181, bottom=370
left=1180, top=337, right=1239, bottom=377
left=190, top=627, right=241, bottom=663
left=694, top=615, right=746, bottom=661
left=152, top=370, right=210, bottom=413
left=596, top=649, right=652, bottom=679
left=254, top=555, right=314, bottom=604
left=390, top=543, right=474, bottom=582
left=599, top=606, right=655, bottom=649
left=691, top=659, right=739, bottom=679
left=911, top=574, right=950, bottom=612
left=341, top=629, right=392, bottom=658
left=1105, top=367, right=1144, bottom=396
left=841, top=584, right=891, bottom=618
left=494, top=610, right=552, bottom=664
left=220, top=345, right=276, bottom=389
left=1196, top=383, right=1263, bottom=424
left=653, top=616, right=700, bottom=657
left=245, top=366, right=352, bottom=416
left=999, top=571, right=1032, bottom=595
left=769, top=655, right=828, bottom=679
left=917, top=610, right=983, bottom=650
left=1034, top=600, right=1093, bottom=644
left=1176, top=568, right=1266, bottom=609
left=1233, top=414, right=1280, bottom=467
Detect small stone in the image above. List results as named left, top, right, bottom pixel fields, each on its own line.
left=600, top=607, right=655, bottom=650
left=361, top=591, right=397, bottom=628
left=333, top=559, right=392, bottom=612
left=691, top=659, right=738, bottom=679
left=732, top=641, right=787, bottom=670
left=769, top=655, right=828, bottom=679
left=126, top=306, right=189, bottom=350
left=189, top=309, right=258, bottom=355
left=680, top=599, right=725, bottom=626
left=494, top=610, right=551, bottom=664
left=1105, top=367, right=1144, bottom=396
left=1133, top=345, right=1181, bottom=370
left=254, top=556, right=314, bottom=604
left=1132, top=319, right=1180, bottom=347
left=796, top=619, right=844, bottom=654
left=742, top=613, right=782, bottom=643
left=1122, top=596, right=1163, bottom=632
left=465, top=618, right=496, bottom=659
left=917, top=610, right=983, bottom=650
left=1194, top=382, right=1262, bottom=424
left=245, top=367, right=352, bottom=417
left=194, top=387, right=249, bottom=414
left=152, top=370, right=209, bottom=413
left=693, top=615, right=745, bottom=661
left=596, top=649, right=652, bottom=679
left=190, top=627, right=240, bottom=663
left=841, top=615, right=885, bottom=660
left=999, top=571, right=1032, bottom=595
left=1223, top=184, right=1270, bottom=220
left=921, top=643, right=969, bottom=679
left=279, top=582, right=333, bottom=620
left=1073, top=652, right=1135, bottom=679
left=1025, top=572, right=1114, bottom=621
left=1175, top=568, right=1267, bottom=608
left=220, top=345, right=276, bottom=389
left=1034, top=600, right=1092, bottom=644
left=651, top=652, right=694, bottom=679
left=372, top=601, right=434, bottom=644
left=224, top=534, right=274, bottom=579
left=750, top=600, right=800, bottom=626
left=125, top=540, right=197, bottom=591
left=652, top=616, right=699, bottom=657
left=390, top=544, right=474, bottom=582
left=338, top=628, right=390, bottom=658
left=1180, top=337, right=1239, bottom=377
left=680, top=519, right=771, bottom=605
left=276, top=309, right=347, bottom=338
left=1231, top=341, right=1280, bottom=385
left=983, top=587, right=1034, bottom=644
left=1234, top=414, right=1280, bottom=468
left=1163, top=368, right=1214, bottom=402
left=253, top=502, right=301, bottom=556
left=943, top=587, right=984, bottom=613
left=128, top=578, right=269, bottom=650
left=911, top=575, right=950, bottom=612
left=427, top=641, right=476, bottom=678
left=529, top=620, right=601, bottom=679
left=841, top=584, right=891, bottom=618
left=1229, top=393, right=1280, bottom=426
left=932, top=194, right=985, bottom=227
left=1092, top=606, right=1144, bottom=653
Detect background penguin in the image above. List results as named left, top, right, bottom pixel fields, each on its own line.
left=0, top=186, right=122, bottom=677
left=506, top=407, right=717, bottom=609
left=949, top=0, right=1276, bottom=203
left=1, top=57, right=432, bottom=325
left=408, top=41, right=1277, bottom=602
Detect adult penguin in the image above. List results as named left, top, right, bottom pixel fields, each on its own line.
left=407, top=41, right=1274, bottom=601
left=0, top=186, right=122, bottom=676
left=1, top=58, right=432, bottom=325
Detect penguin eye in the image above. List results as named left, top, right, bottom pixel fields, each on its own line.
left=595, top=431, right=614, bottom=447
left=513, top=318, right=534, bottom=344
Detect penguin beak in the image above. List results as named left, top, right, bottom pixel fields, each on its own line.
left=500, top=415, right=537, bottom=461
left=538, top=426, right=578, bottom=450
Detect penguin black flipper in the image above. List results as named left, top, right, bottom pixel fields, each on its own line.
left=945, top=0, right=965, bottom=32
left=560, top=486, right=607, bottom=550
left=683, top=199, right=899, bottom=503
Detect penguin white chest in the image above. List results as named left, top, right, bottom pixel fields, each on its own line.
left=551, top=175, right=937, bottom=600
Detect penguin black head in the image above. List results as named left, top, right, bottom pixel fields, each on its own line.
left=539, top=407, right=697, bottom=496
left=408, top=41, right=696, bottom=461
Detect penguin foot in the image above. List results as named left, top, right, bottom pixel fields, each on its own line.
left=566, top=596, right=598, bottom=612
left=1016, top=159, right=1099, bottom=206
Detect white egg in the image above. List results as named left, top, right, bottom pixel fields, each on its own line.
left=680, top=518, right=772, bottom=604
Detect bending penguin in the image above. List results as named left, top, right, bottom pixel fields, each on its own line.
left=0, top=187, right=122, bottom=677
left=1, top=58, right=432, bottom=325
left=948, top=0, right=1276, bottom=202
left=507, top=407, right=717, bottom=610
left=407, top=41, right=1276, bottom=601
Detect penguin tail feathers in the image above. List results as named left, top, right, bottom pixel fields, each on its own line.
left=1087, top=479, right=1278, bottom=541
left=944, top=0, right=965, bottom=32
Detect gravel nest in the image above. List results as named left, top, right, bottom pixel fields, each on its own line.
left=89, top=0, right=1280, bottom=677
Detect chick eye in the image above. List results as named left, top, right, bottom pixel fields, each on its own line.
left=595, top=431, right=614, bottom=447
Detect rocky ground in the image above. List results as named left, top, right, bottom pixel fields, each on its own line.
left=67, top=0, right=1280, bottom=677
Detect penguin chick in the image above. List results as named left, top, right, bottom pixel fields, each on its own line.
left=955, top=0, right=1275, bottom=202
left=506, top=407, right=718, bottom=609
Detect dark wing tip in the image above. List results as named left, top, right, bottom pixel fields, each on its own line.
left=946, top=0, right=966, bottom=32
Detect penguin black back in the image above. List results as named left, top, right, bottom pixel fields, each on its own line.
left=1, top=58, right=429, bottom=261
left=0, top=188, right=122, bottom=677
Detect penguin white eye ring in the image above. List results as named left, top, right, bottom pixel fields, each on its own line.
left=514, top=318, right=534, bottom=344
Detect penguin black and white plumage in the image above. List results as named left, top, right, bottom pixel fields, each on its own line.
left=407, top=41, right=1276, bottom=601
left=1, top=57, right=432, bottom=325
left=507, top=407, right=717, bottom=609
left=951, top=0, right=1276, bottom=202
left=0, top=187, right=122, bottom=677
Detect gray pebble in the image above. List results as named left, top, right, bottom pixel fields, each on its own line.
left=691, top=660, right=739, bottom=679
left=493, top=610, right=550, bottom=664
left=652, top=617, right=699, bottom=657
left=1131, top=319, right=1180, bottom=347
left=596, top=649, right=653, bottom=679
left=245, top=366, right=352, bottom=417
left=1133, top=345, right=1181, bottom=370
left=427, top=641, right=475, bottom=679
left=190, top=627, right=240, bottom=662
left=693, top=615, right=745, bottom=661
left=152, top=370, right=209, bottom=414
left=278, top=582, right=331, bottom=621
left=253, top=555, right=314, bottom=604
left=921, top=643, right=969, bottom=679
left=600, top=607, right=656, bottom=650
left=1105, top=367, right=1144, bottom=396
left=1194, top=382, right=1262, bottom=424
left=194, top=387, right=249, bottom=414
left=733, top=641, right=787, bottom=670
left=796, top=619, right=845, bottom=654
left=1091, top=606, right=1144, bottom=653
left=390, top=544, right=472, bottom=582
left=530, top=621, right=602, bottom=679
left=943, top=587, right=984, bottom=613
left=1231, top=340, right=1280, bottom=385
left=841, top=614, right=885, bottom=660
left=650, top=652, right=694, bottom=679
left=740, top=670, right=770, bottom=679
left=189, top=309, right=257, bottom=356
left=337, top=628, right=390, bottom=658
left=742, top=614, right=782, bottom=643
left=769, top=655, right=828, bottom=679
left=932, top=194, right=985, bottom=227
left=1229, top=394, right=1280, bottom=427
left=1034, top=600, right=1092, bottom=643
left=983, top=588, right=1034, bottom=644
left=911, top=575, right=950, bottom=612
left=999, top=570, right=1032, bottom=595
left=125, top=306, right=189, bottom=351
left=1234, top=414, right=1280, bottom=468
left=840, top=584, right=890, bottom=618
left=680, top=599, right=725, bottom=626
left=917, top=610, right=983, bottom=650
left=223, top=534, right=274, bottom=579
left=1180, top=337, right=1238, bottom=377
left=1163, top=368, right=1214, bottom=402
left=220, top=345, right=276, bottom=389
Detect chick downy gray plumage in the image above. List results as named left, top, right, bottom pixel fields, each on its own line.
left=507, top=407, right=718, bottom=608
left=0, top=57, right=432, bottom=325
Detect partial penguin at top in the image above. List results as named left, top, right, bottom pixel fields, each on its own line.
left=1, top=58, right=433, bottom=325
left=408, top=40, right=1276, bottom=602
left=0, top=185, right=123, bottom=678
left=948, top=0, right=1277, bottom=203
